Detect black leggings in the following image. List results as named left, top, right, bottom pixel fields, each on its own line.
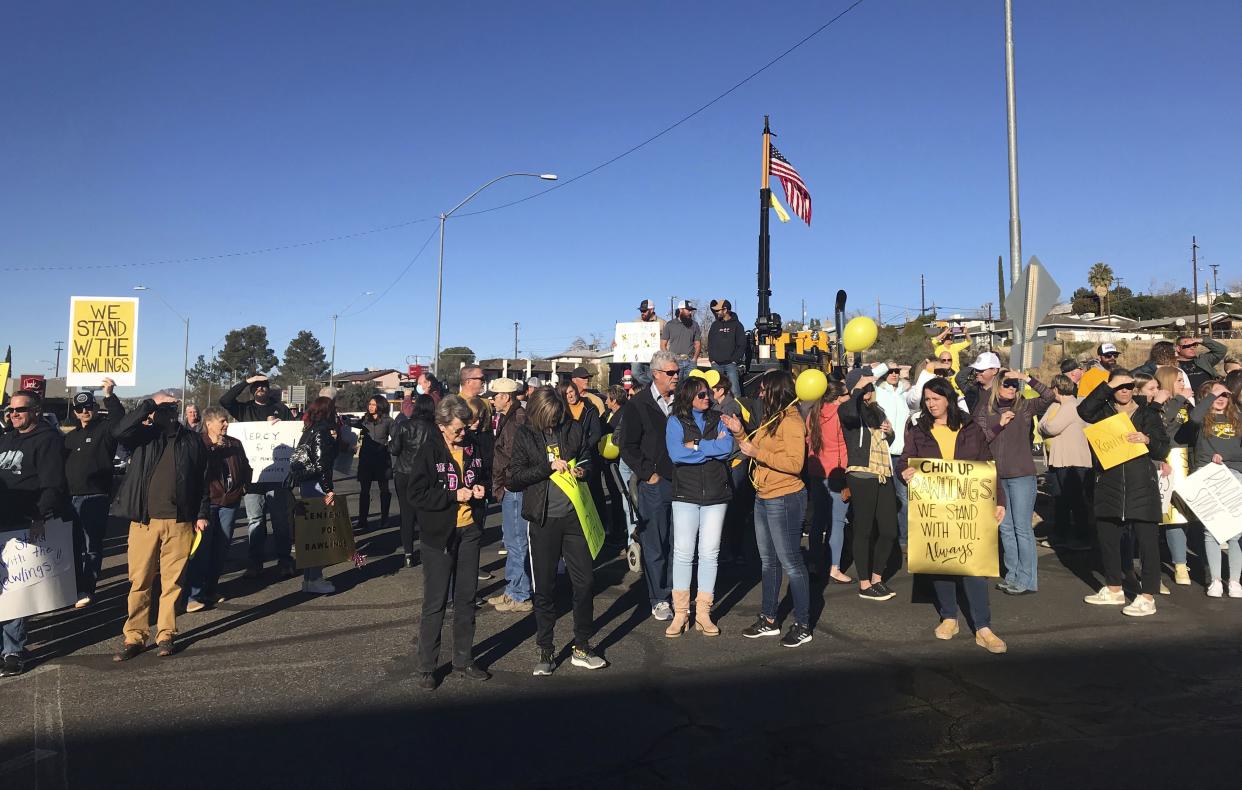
left=357, top=458, right=391, bottom=529
left=1097, top=518, right=1160, bottom=596
left=529, top=513, right=595, bottom=652
left=849, top=474, right=898, bottom=580
left=393, top=471, right=417, bottom=556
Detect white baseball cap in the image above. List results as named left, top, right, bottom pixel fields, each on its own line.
left=1098, top=342, right=1119, bottom=355
left=969, top=352, right=1002, bottom=371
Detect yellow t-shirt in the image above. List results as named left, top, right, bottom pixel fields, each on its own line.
left=930, top=424, right=959, bottom=461
left=449, top=446, right=472, bottom=528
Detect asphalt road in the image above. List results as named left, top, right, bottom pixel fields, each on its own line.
left=3, top=465, right=1242, bottom=790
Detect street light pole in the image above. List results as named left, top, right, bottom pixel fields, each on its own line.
left=432, top=172, right=557, bottom=376
left=1003, top=0, right=1023, bottom=287
left=133, top=285, right=190, bottom=418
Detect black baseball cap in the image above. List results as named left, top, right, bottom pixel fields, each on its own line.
left=1059, top=359, right=1082, bottom=374
left=569, top=366, right=591, bottom=379
left=72, top=391, right=97, bottom=410
left=637, top=299, right=654, bottom=312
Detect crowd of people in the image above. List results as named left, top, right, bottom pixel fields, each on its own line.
left=2, top=306, right=1240, bottom=685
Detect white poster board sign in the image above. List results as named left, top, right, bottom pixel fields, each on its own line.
left=1173, top=464, right=1242, bottom=544
left=228, top=421, right=305, bottom=484
left=0, top=519, right=77, bottom=620
left=613, top=321, right=661, bottom=364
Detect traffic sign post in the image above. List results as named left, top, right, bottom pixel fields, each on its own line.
left=1005, top=255, right=1060, bottom=371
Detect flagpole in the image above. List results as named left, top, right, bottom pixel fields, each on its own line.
left=757, top=116, right=772, bottom=326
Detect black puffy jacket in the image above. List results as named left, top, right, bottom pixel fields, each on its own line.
left=508, top=420, right=591, bottom=526
left=408, top=432, right=490, bottom=551
left=1077, top=386, right=1170, bottom=522
left=112, top=401, right=210, bottom=524
left=292, top=420, right=340, bottom=494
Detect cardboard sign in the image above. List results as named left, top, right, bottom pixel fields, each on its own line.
left=292, top=497, right=356, bottom=569
left=1159, top=447, right=1191, bottom=525
left=0, top=519, right=77, bottom=619
left=550, top=465, right=605, bottom=559
left=66, top=296, right=139, bottom=387
left=1083, top=412, right=1148, bottom=470
left=613, top=321, right=661, bottom=364
left=906, top=458, right=1000, bottom=577
left=227, top=420, right=304, bottom=484
left=1174, top=464, right=1242, bottom=544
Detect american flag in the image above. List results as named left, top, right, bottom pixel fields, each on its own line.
left=769, top=144, right=811, bottom=226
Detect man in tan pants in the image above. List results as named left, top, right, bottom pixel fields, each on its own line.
left=110, top=391, right=210, bottom=660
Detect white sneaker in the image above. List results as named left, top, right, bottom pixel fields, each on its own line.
left=651, top=601, right=673, bottom=621
left=302, top=578, right=335, bottom=595
left=1122, top=596, right=1157, bottom=617
left=1083, top=586, right=1126, bottom=605
left=1229, top=581, right=1242, bottom=599
left=1207, top=580, right=1223, bottom=598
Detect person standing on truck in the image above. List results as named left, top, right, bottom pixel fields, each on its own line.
left=662, top=300, right=702, bottom=379
left=708, top=299, right=746, bottom=397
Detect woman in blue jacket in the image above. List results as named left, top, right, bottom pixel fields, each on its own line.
left=665, top=376, right=734, bottom=637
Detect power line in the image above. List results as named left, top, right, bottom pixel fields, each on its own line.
left=338, top=226, right=440, bottom=317
left=2, top=0, right=869, bottom=273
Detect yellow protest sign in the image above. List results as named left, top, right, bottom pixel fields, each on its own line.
left=67, top=296, right=140, bottom=387
left=550, top=464, right=605, bottom=559
left=1083, top=412, right=1147, bottom=470
left=906, top=458, right=1000, bottom=577
left=0, top=362, right=9, bottom=404
left=292, top=497, right=356, bottom=569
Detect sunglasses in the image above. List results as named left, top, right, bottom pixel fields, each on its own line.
left=73, top=405, right=94, bottom=413
left=657, top=368, right=679, bottom=377
left=1101, top=353, right=1119, bottom=358
left=1214, top=392, right=1230, bottom=400
left=1179, top=344, right=1197, bottom=350
left=1001, top=379, right=1021, bottom=389
left=1113, top=382, right=1136, bottom=391
left=693, top=391, right=710, bottom=401
left=5, top=406, right=34, bottom=414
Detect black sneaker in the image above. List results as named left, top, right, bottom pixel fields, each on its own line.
left=859, top=585, right=895, bottom=601
left=874, top=581, right=897, bottom=598
left=741, top=616, right=780, bottom=638
left=533, top=648, right=555, bottom=676
left=404, top=554, right=415, bottom=569
left=780, top=623, right=814, bottom=648
left=112, top=642, right=145, bottom=662
left=0, top=654, right=23, bottom=677
left=453, top=663, right=491, bottom=682
left=417, top=672, right=437, bottom=691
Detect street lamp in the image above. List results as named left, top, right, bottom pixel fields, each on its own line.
left=133, top=285, right=189, bottom=418
left=330, top=291, right=374, bottom=389
left=433, top=172, right=557, bottom=376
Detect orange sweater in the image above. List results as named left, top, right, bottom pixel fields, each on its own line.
left=744, top=407, right=806, bottom=499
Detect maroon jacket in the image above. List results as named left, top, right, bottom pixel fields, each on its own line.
left=202, top=433, right=252, bottom=507
left=896, top=418, right=1006, bottom=507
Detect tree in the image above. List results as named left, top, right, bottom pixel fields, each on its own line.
left=782, top=320, right=805, bottom=333
left=279, top=330, right=329, bottom=385
left=436, top=346, right=475, bottom=376
left=997, top=256, right=1008, bottom=320
left=337, top=382, right=379, bottom=412
left=185, top=354, right=231, bottom=408
left=218, top=325, right=278, bottom=377
left=807, top=317, right=822, bottom=331
left=868, top=318, right=934, bottom=367
left=1087, top=262, right=1115, bottom=315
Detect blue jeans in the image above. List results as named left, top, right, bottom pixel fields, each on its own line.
left=677, top=358, right=697, bottom=379
left=71, top=493, right=110, bottom=597
left=295, top=482, right=328, bottom=581
left=754, top=489, right=810, bottom=626
left=1203, top=532, right=1242, bottom=584
left=1, top=618, right=26, bottom=657
left=671, top=501, right=727, bottom=594
left=501, top=491, right=531, bottom=602
left=711, top=363, right=743, bottom=398
left=931, top=575, right=991, bottom=631
left=186, top=504, right=238, bottom=603
left=891, top=456, right=909, bottom=547
left=617, top=461, right=637, bottom=545
left=807, top=478, right=848, bottom=571
left=1165, top=526, right=1188, bottom=565
left=637, top=477, right=673, bottom=608
left=245, top=485, right=292, bottom=565
left=998, top=476, right=1039, bottom=591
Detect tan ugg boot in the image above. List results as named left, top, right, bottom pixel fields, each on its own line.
left=694, top=592, right=720, bottom=636
left=665, top=590, right=690, bottom=637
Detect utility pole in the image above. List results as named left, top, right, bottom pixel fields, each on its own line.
left=669, top=296, right=677, bottom=320
left=983, top=302, right=994, bottom=350
left=876, top=297, right=881, bottom=325
left=920, top=274, right=926, bottom=317
left=52, top=340, right=64, bottom=378
left=1192, top=236, right=1200, bottom=336
left=802, top=299, right=807, bottom=326
left=1208, top=263, right=1220, bottom=337
left=1003, top=0, right=1023, bottom=287
left=513, top=322, right=519, bottom=359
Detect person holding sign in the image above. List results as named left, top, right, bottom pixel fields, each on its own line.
left=1077, top=369, right=1170, bottom=616
left=508, top=388, right=608, bottom=676
left=664, top=375, right=734, bottom=637
left=63, top=379, right=125, bottom=608
left=1148, top=367, right=1195, bottom=585
left=288, top=397, right=345, bottom=595
left=409, top=396, right=492, bottom=689
left=897, top=378, right=1009, bottom=654
left=1186, top=379, right=1242, bottom=598
left=0, top=389, right=71, bottom=677
left=976, top=370, right=1055, bottom=596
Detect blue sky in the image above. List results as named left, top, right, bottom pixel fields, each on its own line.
left=3, top=0, right=1239, bottom=393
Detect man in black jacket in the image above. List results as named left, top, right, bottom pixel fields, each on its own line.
left=64, top=378, right=125, bottom=607
left=0, top=389, right=70, bottom=677
left=619, top=349, right=678, bottom=621
left=221, top=374, right=296, bottom=578
left=111, top=391, right=210, bottom=661
left=708, top=299, right=746, bottom=397
left=485, top=378, right=533, bottom=613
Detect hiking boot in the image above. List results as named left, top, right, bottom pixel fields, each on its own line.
left=417, top=672, right=437, bottom=691
left=487, top=592, right=512, bottom=607
left=741, top=616, right=780, bottom=639
left=571, top=647, right=607, bottom=670
left=533, top=649, right=555, bottom=676
left=453, top=664, right=491, bottom=682
left=496, top=596, right=533, bottom=613
left=112, top=642, right=145, bottom=662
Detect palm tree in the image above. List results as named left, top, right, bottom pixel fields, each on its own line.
left=1088, top=262, right=1114, bottom=315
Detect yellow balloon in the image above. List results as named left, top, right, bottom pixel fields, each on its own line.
left=598, top=434, right=621, bottom=460
left=795, top=368, right=829, bottom=402
left=843, top=316, right=879, bottom=352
